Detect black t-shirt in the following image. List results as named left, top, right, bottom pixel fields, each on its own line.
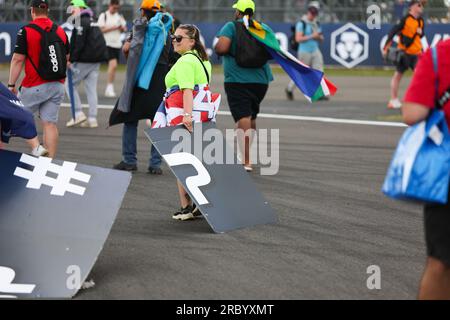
left=14, top=24, right=70, bottom=56
left=14, top=27, right=28, bottom=55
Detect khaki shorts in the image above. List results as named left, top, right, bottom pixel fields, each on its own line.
left=298, top=50, right=324, bottom=72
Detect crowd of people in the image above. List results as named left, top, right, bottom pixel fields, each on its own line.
left=1, top=0, right=449, bottom=299
left=2, top=0, right=271, bottom=216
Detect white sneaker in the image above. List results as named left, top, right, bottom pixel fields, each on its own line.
left=80, top=118, right=98, bottom=128
left=105, top=85, right=116, bottom=98
left=31, top=145, right=49, bottom=157
left=387, top=99, right=402, bottom=109
left=66, top=113, right=87, bottom=127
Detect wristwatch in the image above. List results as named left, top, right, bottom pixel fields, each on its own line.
left=184, top=113, right=192, bottom=117
left=7, top=84, right=15, bottom=88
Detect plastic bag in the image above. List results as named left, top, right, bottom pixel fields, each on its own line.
left=382, top=109, right=450, bottom=204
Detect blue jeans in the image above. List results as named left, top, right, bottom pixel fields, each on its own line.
left=122, top=121, right=162, bottom=169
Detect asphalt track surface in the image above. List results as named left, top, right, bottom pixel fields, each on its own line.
left=2, top=71, right=426, bottom=299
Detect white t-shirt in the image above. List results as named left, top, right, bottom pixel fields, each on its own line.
left=98, top=10, right=127, bottom=49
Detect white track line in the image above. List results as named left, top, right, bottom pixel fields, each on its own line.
left=62, top=103, right=113, bottom=110
left=61, top=103, right=407, bottom=128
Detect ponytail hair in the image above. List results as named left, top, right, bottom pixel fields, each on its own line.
left=241, top=9, right=254, bottom=17
left=178, top=24, right=209, bottom=61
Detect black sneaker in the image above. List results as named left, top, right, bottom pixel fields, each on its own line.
left=285, top=88, right=294, bottom=101
left=113, top=161, right=137, bottom=172
left=192, top=203, right=203, bottom=219
left=172, top=206, right=195, bottom=221
left=148, top=167, right=163, bottom=175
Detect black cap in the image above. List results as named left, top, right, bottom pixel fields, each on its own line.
left=408, top=0, right=422, bottom=7
left=30, top=0, right=49, bottom=8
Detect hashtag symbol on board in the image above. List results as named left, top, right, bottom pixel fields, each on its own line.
left=13, top=154, right=91, bottom=196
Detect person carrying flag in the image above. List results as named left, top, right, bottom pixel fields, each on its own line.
left=8, top=0, right=70, bottom=158
left=153, top=24, right=218, bottom=221
left=215, top=0, right=336, bottom=171
left=215, top=0, right=273, bottom=173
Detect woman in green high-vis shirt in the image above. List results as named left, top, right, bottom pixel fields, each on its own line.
left=165, top=24, right=213, bottom=221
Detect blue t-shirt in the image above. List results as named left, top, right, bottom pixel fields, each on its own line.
left=296, top=20, right=322, bottom=54
left=216, top=21, right=274, bottom=84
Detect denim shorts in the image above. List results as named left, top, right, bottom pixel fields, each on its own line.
left=19, top=82, right=65, bottom=124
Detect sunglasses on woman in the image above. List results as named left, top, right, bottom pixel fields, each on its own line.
left=171, top=35, right=192, bottom=43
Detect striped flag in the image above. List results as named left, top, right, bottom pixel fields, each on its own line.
left=243, top=17, right=337, bottom=102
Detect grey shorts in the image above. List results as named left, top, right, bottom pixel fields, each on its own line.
left=19, top=82, right=65, bottom=124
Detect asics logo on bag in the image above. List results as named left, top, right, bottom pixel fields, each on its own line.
left=48, top=45, right=59, bottom=72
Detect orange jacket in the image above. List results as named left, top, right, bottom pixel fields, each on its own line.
left=385, top=14, right=424, bottom=55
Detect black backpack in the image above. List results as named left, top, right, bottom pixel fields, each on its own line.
left=289, top=21, right=306, bottom=51
left=289, top=24, right=298, bottom=51
left=86, top=21, right=108, bottom=62
left=26, top=23, right=67, bottom=81
left=233, top=21, right=271, bottom=68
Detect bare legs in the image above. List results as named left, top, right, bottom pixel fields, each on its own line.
left=26, top=122, right=58, bottom=158
left=236, top=116, right=255, bottom=169
left=419, top=257, right=450, bottom=300
left=41, top=121, right=59, bottom=158
left=390, top=71, right=403, bottom=101
left=107, top=58, right=117, bottom=87
left=177, top=181, right=191, bottom=209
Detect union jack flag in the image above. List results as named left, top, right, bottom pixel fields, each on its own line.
left=151, top=84, right=221, bottom=129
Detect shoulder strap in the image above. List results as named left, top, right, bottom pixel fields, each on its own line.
left=299, top=20, right=311, bottom=36
left=431, top=46, right=450, bottom=110
left=301, top=20, right=306, bottom=30
left=184, top=52, right=210, bottom=84
left=233, top=20, right=242, bottom=29
left=26, top=23, right=44, bottom=34
left=431, top=46, right=440, bottom=109
left=27, top=22, right=56, bottom=34
left=24, top=24, right=46, bottom=75
left=50, top=23, right=58, bottom=33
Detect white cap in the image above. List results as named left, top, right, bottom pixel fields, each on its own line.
left=308, top=1, right=320, bottom=10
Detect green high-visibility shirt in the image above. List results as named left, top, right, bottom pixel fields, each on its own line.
left=165, top=50, right=212, bottom=89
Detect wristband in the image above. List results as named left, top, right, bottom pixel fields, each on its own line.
left=7, top=84, right=15, bottom=88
